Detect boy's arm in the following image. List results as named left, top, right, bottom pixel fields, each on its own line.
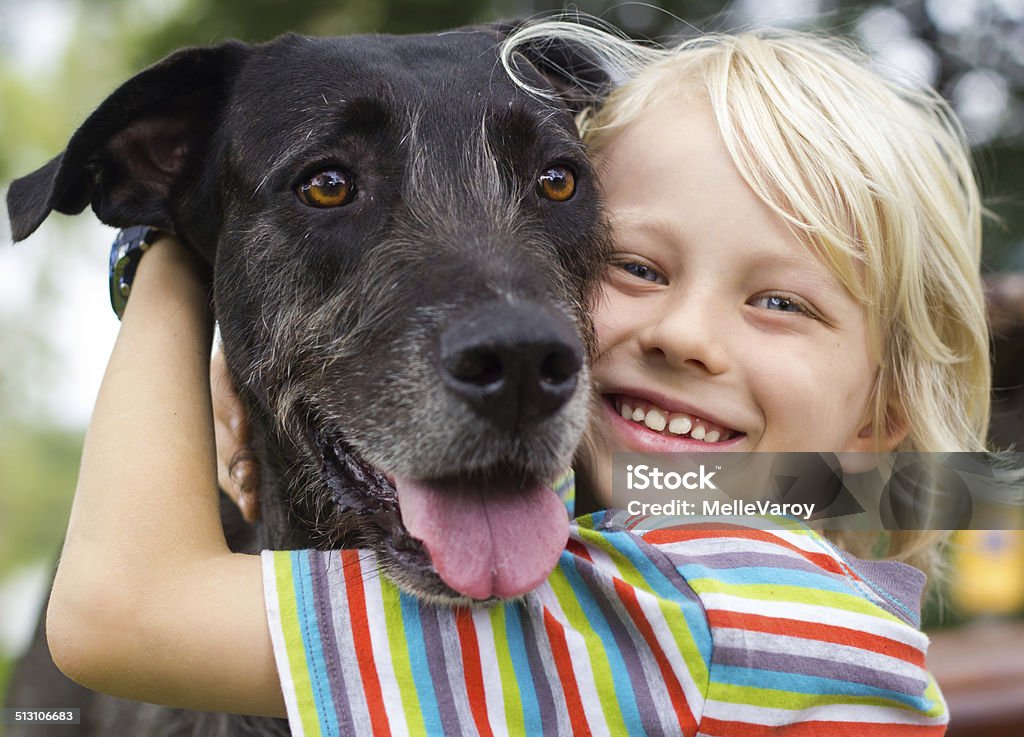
left=46, top=236, right=285, bottom=717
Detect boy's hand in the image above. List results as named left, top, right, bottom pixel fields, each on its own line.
left=212, top=349, right=261, bottom=523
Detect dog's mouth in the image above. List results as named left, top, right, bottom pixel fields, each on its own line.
left=318, top=432, right=569, bottom=601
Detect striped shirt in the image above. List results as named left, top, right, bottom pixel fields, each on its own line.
left=262, top=498, right=947, bottom=736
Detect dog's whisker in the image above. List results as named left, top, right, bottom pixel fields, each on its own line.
left=252, top=174, right=270, bottom=197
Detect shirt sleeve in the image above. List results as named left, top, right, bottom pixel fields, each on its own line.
left=262, top=549, right=325, bottom=737
left=639, top=522, right=949, bottom=736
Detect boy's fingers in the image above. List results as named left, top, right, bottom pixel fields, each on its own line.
left=215, top=428, right=262, bottom=523
left=211, top=348, right=260, bottom=521
left=229, top=455, right=262, bottom=524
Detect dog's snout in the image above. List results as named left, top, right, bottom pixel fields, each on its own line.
left=439, top=301, right=583, bottom=430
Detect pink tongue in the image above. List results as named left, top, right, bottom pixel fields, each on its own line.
left=395, top=477, right=569, bottom=600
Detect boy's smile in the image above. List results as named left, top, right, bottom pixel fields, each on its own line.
left=582, top=94, right=894, bottom=503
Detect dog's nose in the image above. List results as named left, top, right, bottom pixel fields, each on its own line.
left=439, top=301, right=583, bottom=430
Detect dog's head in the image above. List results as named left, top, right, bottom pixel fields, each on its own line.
left=8, top=25, right=612, bottom=602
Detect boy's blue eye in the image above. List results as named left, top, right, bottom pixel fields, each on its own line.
left=765, top=295, right=799, bottom=312
left=623, top=262, right=663, bottom=283
left=753, top=293, right=812, bottom=316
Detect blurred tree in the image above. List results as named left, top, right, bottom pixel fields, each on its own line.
left=855, top=0, right=1024, bottom=270
left=117, top=0, right=520, bottom=64
left=0, top=424, right=81, bottom=572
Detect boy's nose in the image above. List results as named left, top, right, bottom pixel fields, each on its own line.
left=637, top=295, right=729, bottom=375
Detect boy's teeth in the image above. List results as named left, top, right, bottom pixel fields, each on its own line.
left=668, top=416, right=692, bottom=435
left=616, top=396, right=732, bottom=443
left=644, top=409, right=667, bottom=432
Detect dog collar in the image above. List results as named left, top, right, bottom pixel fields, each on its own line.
left=108, top=226, right=163, bottom=319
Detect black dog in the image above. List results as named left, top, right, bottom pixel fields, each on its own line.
left=5, top=23, right=610, bottom=736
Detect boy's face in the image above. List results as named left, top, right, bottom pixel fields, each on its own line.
left=582, top=96, right=892, bottom=504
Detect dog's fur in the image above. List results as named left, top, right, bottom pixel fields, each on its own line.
left=5, top=25, right=611, bottom=735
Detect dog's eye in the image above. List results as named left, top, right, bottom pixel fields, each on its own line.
left=297, top=169, right=354, bottom=208
left=536, top=165, right=576, bottom=202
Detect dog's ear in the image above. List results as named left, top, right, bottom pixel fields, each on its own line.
left=493, top=20, right=615, bottom=115
left=7, top=41, right=252, bottom=249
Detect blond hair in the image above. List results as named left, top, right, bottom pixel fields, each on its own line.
left=504, top=23, right=992, bottom=576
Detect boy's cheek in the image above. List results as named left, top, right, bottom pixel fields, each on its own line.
left=592, top=293, right=640, bottom=352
